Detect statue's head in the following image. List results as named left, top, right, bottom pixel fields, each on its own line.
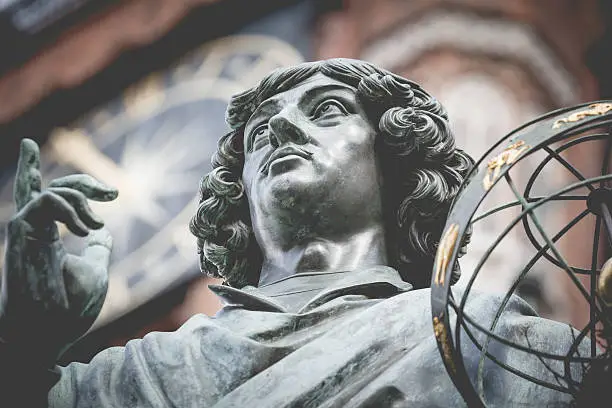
left=189, top=58, right=473, bottom=288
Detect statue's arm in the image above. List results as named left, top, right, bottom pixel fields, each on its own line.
left=0, top=139, right=117, bottom=407
left=0, top=217, right=69, bottom=407
left=0, top=218, right=114, bottom=407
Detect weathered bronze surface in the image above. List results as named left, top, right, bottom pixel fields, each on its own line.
left=0, top=59, right=598, bottom=407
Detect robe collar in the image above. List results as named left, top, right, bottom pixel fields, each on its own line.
left=209, top=265, right=413, bottom=313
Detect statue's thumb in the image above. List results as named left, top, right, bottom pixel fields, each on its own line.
left=62, top=229, right=112, bottom=323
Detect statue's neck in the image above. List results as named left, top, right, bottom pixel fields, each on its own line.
left=257, top=226, right=388, bottom=286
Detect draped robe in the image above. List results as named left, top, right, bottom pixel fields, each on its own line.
left=48, top=266, right=588, bottom=407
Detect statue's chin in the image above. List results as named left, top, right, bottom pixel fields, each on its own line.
left=263, top=176, right=330, bottom=217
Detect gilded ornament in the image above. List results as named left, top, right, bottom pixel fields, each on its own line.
left=483, top=140, right=530, bottom=190
left=552, top=103, right=612, bottom=129
left=598, top=258, right=612, bottom=306
left=434, top=223, right=459, bottom=286
left=433, top=316, right=456, bottom=373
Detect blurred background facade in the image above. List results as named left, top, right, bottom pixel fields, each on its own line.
left=0, top=0, right=609, bottom=363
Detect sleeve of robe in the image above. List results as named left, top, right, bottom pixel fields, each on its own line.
left=47, top=312, right=269, bottom=408
left=48, top=323, right=199, bottom=407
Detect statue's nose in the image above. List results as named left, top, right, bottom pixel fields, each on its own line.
left=268, top=112, right=309, bottom=147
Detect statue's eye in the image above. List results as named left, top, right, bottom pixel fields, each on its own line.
left=313, top=99, right=348, bottom=119
left=248, top=124, right=270, bottom=151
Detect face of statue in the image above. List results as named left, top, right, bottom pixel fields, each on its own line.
left=242, top=73, right=384, bottom=247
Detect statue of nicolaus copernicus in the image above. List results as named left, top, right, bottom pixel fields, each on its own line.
left=0, top=59, right=590, bottom=407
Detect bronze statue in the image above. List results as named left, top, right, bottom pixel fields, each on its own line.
left=0, top=59, right=595, bottom=407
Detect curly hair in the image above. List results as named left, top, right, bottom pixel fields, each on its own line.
left=189, top=58, right=474, bottom=289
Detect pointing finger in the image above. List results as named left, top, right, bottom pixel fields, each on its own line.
left=48, top=174, right=118, bottom=202
left=14, top=139, right=42, bottom=210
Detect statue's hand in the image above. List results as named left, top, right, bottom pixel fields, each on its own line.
left=0, top=139, right=118, bottom=362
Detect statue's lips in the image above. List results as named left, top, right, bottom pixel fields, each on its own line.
left=264, top=146, right=312, bottom=174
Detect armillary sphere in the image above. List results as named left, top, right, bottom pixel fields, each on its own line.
left=431, top=101, right=612, bottom=407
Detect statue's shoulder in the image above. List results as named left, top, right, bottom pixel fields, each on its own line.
left=441, top=288, right=585, bottom=406
left=398, top=285, right=537, bottom=318
left=447, top=285, right=587, bottom=364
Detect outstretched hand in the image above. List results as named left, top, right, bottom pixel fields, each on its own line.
left=0, top=138, right=118, bottom=361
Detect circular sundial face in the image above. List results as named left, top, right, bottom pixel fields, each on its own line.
left=0, top=34, right=303, bottom=328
